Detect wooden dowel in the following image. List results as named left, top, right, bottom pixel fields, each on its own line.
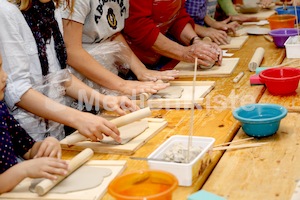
left=274, top=60, right=298, bottom=68
left=213, top=137, right=254, bottom=148
left=35, top=148, right=94, bottom=196
left=213, top=142, right=268, bottom=151
left=60, top=107, right=152, bottom=146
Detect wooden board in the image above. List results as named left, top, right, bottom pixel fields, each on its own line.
left=137, top=81, right=215, bottom=109
left=220, top=36, right=249, bottom=49
left=0, top=160, right=126, bottom=200
left=61, top=119, right=168, bottom=155
left=245, top=9, right=276, bottom=20
left=174, top=58, right=239, bottom=77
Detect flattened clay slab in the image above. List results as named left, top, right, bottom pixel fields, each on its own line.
left=100, top=120, right=149, bottom=145
left=152, top=86, right=184, bottom=99
left=30, top=166, right=112, bottom=193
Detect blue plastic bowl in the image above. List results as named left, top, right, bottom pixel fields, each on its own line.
left=275, top=6, right=300, bottom=23
left=233, top=104, right=287, bottom=138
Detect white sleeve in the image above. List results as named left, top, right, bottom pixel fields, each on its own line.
left=60, top=0, right=91, bottom=24
left=0, top=4, right=33, bottom=109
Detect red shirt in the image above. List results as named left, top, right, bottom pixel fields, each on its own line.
left=123, top=0, right=194, bottom=65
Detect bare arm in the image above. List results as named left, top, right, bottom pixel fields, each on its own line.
left=112, top=33, right=179, bottom=81
left=0, top=157, right=68, bottom=194
left=62, top=20, right=127, bottom=92
left=152, top=23, right=221, bottom=66
left=62, top=20, right=169, bottom=95
left=16, top=85, right=122, bottom=142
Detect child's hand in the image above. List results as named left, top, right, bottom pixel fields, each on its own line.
left=76, top=113, right=121, bottom=143
left=102, top=95, right=139, bottom=115
left=23, top=157, right=68, bottom=180
left=34, top=137, right=62, bottom=159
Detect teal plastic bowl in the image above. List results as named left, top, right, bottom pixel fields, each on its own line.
left=233, top=104, right=287, bottom=138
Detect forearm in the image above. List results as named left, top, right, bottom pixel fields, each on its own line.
left=65, top=74, right=107, bottom=108
left=204, top=15, right=217, bottom=28
left=0, top=164, right=26, bottom=193
left=16, top=88, right=82, bottom=129
left=218, top=0, right=238, bottom=15
left=195, top=24, right=210, bottom=37
left=179, top=23, right=198, bottom=45
left=152, top=33, right=186, bottom=61
left=67, top=48, right=125, bottom=91
left=112, top=33, right=148, bottom=76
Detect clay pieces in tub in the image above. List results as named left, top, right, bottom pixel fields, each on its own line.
left=163, top=142, right=203, bottom=163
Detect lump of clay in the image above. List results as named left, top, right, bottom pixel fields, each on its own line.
left=100, top=120, right=149, bottom=145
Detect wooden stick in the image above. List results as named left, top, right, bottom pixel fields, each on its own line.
left=60, top=107, right=152, bottom=146
left=187, top=57, right=198, bottom=163
left=213, top=142, right=268, bottom=151
left=213, top=137, right=254, bottom=148
left=35, top=148, right=94, bottom=196
left=274, top=59, right=299, bottom=68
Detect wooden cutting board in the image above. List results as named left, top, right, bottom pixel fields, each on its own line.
left=174, top=58, right=239, bottom=77
left=61, top=118, right=168, bottom=155
left=220, top=36, right=249, bottom=49
left=0, top=160, right=126, bottom=200
left=136, top=81, right=215, bottom=109
left=245, top=9, right=276, bottom=20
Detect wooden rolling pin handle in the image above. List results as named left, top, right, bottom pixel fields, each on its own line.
left=35, top=148, right=94, bottom=196
left=60, top=131, right=86, bottom=145
left=109, top=107, right=151, bottom=127
left=60, top=107, right=152, bottom=146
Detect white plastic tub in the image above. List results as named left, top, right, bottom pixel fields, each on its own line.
left=147, top=135, right=215, bottom=186
left=284, top=35, right=300, bottom=58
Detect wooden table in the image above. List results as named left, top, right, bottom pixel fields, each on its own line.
left=61, top=30, right=291, bottom=199
left=203, top=113, right=300, bottom=200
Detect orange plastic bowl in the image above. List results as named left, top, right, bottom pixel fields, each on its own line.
left=259, top=67, right=300, bottom=95
left=108, top=170, right=178, bottom=200
left=267, top=14, right=296, bottom=30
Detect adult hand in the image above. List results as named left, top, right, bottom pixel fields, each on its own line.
left=136, top=69, right=179, bottom=82
left=22, top=157, right=68, bottom=180
left=198, top=27, right=229, bottom=45
left=183, top=41, right=222, bottom=67
left=211, top=17, right=241, bottom=35
left=121, top=80, right=170, bottom=95
left=34, top=137, right=62, bottom=159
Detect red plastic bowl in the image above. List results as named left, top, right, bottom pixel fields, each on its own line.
left=259, top=67, right=300, bottom=95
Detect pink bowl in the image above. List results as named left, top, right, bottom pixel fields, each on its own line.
left=259, top=67, right=300, bottom=95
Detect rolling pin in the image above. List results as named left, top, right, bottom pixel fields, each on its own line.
left=35, top=148, right=94, bottom=196
left=60, top=107, right=152, bottom=146
left=248, top=47, right=265, bottom=72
